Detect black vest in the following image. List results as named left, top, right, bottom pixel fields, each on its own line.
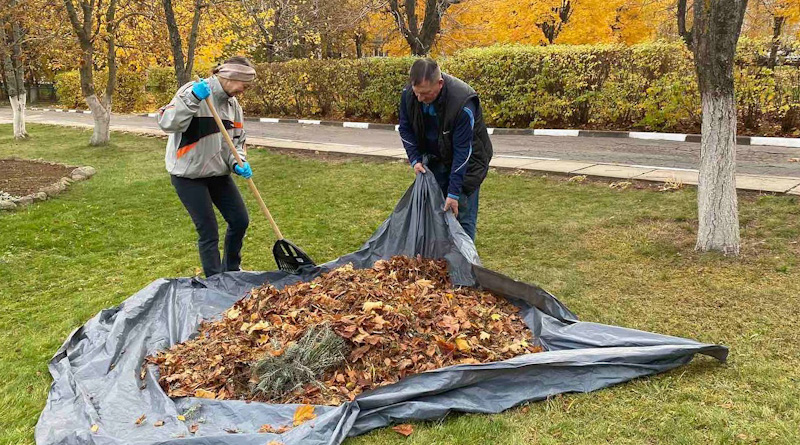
left=404, top=74, right=493, bottom=195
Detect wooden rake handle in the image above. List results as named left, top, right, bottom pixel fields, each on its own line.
left=199, top=78, right=284, bottom=240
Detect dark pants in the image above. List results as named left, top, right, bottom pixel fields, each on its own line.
left=171, top=175, right=249, bottom=277
left=427, top=158, right=480, bottom=241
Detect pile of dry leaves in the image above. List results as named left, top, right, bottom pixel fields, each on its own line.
left=146, top=256, right=541, bottom=405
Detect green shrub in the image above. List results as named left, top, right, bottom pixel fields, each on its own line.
left=147, top=66, right=179, bottom=108
left=51, top=42, right=800, bottom=135
left=54, top=69, right=150, bottom=113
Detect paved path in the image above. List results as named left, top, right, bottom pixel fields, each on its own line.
left=3, top=108, right=800, bottom=194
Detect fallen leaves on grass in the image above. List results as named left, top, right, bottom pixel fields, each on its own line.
left=392, top=424, right=414, bottom=437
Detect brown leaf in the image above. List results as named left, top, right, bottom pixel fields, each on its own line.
left=189, top=424, right=199, bottom=434
left=392, top=424, right=414, bottom=437
left=134, top=414, right=146, bottom=425
left=154, top=420, right=165, bottom=427
left=293, top=405, right=316, bottom=426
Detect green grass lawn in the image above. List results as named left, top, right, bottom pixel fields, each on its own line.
left=1, top=124, right=798, bottom=445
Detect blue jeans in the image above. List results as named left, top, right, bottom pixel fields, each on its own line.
left=427, top=159, right=480, bottom=241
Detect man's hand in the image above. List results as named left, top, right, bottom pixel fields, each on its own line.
left=444, top=197, right=459, bottom=218
left=413, top=162, right=426, bottom=174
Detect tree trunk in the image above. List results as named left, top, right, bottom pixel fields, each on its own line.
left=163, top=0, right=187, bottom=85
left=9, top=92, right=27, bottom=138
left=354, top=33, right=363, bottom=58
left=679, top=0, right=748, bottom=255
left=86, top=94, right=111, bottom=145
left=696, top=91, right=740, bottom=254
left=768, top=15, right=785, bottom=70
left=163, top=0, right=203, bottom=85
left=388, top=0, right=453, bottom=56
left=1, top=10, right=29, bottom=139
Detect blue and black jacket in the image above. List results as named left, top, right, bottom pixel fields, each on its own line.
left=398, top=74, right=493, bottom=198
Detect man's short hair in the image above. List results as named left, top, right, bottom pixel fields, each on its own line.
left=409, top=58, right=441, bottom=86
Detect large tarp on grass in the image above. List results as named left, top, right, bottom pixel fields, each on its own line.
left=36, top=171, right=727, bottom=445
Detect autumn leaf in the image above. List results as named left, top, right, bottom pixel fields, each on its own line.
left=491, top=314, right=502, bottom=321
left=154, top=420, right=165, bottom=427
left=90, top=424, right=99, bottom=433
left=177, top=415, right=186, bottom=421
left=362, top=301, right=383, bottom=313
left=293, top=404, right=316, bottom=426
left=479, top=331, right=491, bottom=341
left=248, top=320, right=270, bottom=334
left=266, top=441, right=285, bottom=445
left=134, top=414, right=146, bottom=425
left=258, top=424, right=277, bottom=433
left=189, top=424, right=199, bottom=434
left=226, top=308, right=240, bottom=319
left=392, top=423, right=414, bottom=436
left=194, top=389, right=216, bottom=399
left=455, top=337, right=471, bottom=353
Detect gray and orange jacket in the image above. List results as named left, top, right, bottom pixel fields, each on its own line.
left=158, top=76, right=247, bottom=178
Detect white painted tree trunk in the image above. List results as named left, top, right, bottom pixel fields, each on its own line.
left=695, top=91, right=740, bottom=255
left=86, top=94, right=111, bottom=146
left=9, top=92, right=28, bottom=139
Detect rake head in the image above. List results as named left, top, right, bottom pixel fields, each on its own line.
left=273, top=239, right=316, bottom=274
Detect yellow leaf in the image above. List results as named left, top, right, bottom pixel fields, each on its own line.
left=455, top=338, right=471, bottom=352
left=266, top=441, right=284, bottom=445
left=226, top=308, right=241, bottom=319
left=248, top=321, right=270, bottom=334
left=195, top=389, right=216, bottom=399
left=362, top=301, right=383, bottom=313
left=239, top=322, right=252, bottom=332
left=293, top=404, right=316, bottom=426
left=177, top=415, right=186, bottom=421
left=90, top=424, right=99, bottom=433
left=490, top=314, right=501, bottom=321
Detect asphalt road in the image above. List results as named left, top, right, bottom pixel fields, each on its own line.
left=4, top=108, right=800, bottom=177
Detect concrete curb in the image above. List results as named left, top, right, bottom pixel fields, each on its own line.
left=29, top=107, right=800, bottom=148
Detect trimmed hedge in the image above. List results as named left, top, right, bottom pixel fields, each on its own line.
left=54, top=42, right=800, bottom=135
left=54, top=69, right=150, bottom=113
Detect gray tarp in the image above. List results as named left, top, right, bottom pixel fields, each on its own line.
left=36, top=171, right=728, bottom=445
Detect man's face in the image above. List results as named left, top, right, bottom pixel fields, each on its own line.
left=412, top=78, right=444, bottom=104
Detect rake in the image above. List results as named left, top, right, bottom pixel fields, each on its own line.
left=201, top=81, right=316, bottom=274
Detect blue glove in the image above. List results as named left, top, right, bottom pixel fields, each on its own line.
left=191, top=79, right=211, bottom=100
left=233, top=162, right=253, bottom=179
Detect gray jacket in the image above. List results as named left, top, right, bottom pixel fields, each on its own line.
left=158, top=76, right=247, bottom=178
